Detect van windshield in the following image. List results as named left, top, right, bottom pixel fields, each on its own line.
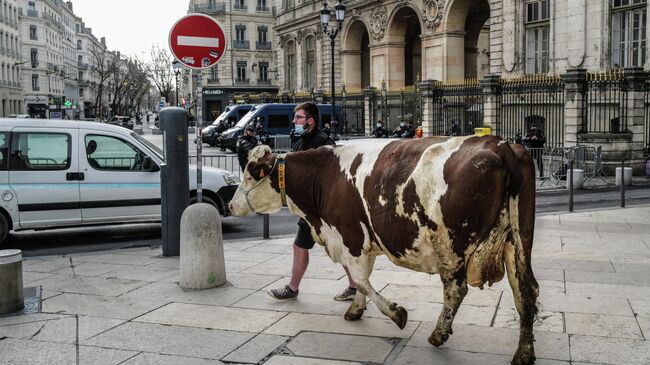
left=236, top=106, right=260, bottom=128
left=213, top=106, right=233, bottom=125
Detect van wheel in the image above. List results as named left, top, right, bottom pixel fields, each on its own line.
left=190, top=195, right=221, bottom=215
left=0, top=213, right=9, bottom=246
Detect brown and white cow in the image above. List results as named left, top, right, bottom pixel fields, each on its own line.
left=229, top=136, right=539, bottom=365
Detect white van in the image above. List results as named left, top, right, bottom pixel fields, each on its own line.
left=0, top=118, right=240, bottom=245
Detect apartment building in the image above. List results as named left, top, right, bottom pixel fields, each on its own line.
left=0, top=0, right=23, bottom=117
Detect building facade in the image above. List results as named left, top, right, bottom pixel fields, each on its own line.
left=188, top=0, right=279, bottom=121
left=273, top=0, right=650, bottom=92
left=0, top=0, right=23, bottom=117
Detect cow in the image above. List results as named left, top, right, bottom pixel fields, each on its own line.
left=228, top=136, right=540, bottom=365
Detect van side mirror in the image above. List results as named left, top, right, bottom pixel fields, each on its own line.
left=142, top=156, right=160, bottom=172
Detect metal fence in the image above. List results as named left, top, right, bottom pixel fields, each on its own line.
left=645, top=80, right=650, bottom=157
left=584, top=70, right=627, bottom=134
left=375, top=88, right=422, bottom=132
left=342, top=92, right=365, bottom=134
left=190, top=155, right=241, bottom=178
left=500, top=75, right=565, bottom=148
left=432, top=80, right=483, bottom=137
left=525, top=145, right=606, bottom=189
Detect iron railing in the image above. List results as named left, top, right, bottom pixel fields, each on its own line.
left=431, top=79, right=483, bottom=137
left=584, top=70, right=627, bottom=134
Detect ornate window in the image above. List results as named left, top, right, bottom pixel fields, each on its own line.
left=259, top=61, right=269, bottom=82
left=304, top=36, right=315, bottom=90
left=611, top=0, right=647, bottom=67
left=525, top=0, right=550, bottom=74
left=236, top=61, right=247, bottom=82
left=285, top=41, right=296, bottom=90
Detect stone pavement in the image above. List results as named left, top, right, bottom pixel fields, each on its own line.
left=2, top=207, right=650, bottom=365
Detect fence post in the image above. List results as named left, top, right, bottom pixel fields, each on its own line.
left=568, top=157, right=574, bottom=212
left=419, top=81, right=434, bottom=137
left=623, top=67, right=647, bottom=175
left=480, top=74, right=501, bottom=136
left=263, top=214, right=270, bottom=239
left=364, top=87, right=376, bottom=135
left=621, top=159, right=626, bottom=208
left=561, top=68, right=587, bottom=148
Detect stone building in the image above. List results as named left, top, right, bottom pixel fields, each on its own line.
left=0, top=0, right=23, bottom=117
left=187, top=0, right=279, bottom=122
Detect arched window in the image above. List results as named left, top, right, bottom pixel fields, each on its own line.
left=304, top=36, right=315, bottom=90
left=286, top=40, right=296, bottom=91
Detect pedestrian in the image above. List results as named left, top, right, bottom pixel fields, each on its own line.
left=523, top=123, right=546, bottom=177
left=237, top=124, right=258, bottom=170
left=255, top=121, right=270, bottom=145
left=392, top=121, right=406, bottom=138
left=402, top=123, right=416, bottom=138
left=448, top=121, right=461, bottom=136
left=322, top=123, right=332, bottom=137
left=370, top=120, right=388, bottom=138
left=268, top=102, right=358, bottom=302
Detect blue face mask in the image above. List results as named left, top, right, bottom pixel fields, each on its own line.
left=294, top=124, right=304, bottom=135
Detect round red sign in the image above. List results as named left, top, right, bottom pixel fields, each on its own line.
left=169, top=14, right=227, bottom=70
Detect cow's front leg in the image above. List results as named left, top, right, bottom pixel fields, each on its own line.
left=429, top=271, right=468, bottom=347
left=344, top=256, right=375, bottom=321
left=346, top=255, right=408, bottom=329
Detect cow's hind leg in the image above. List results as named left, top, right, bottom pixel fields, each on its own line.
left=428, top=271, right=468, bottom=347
left=346, top=255, right=408, bottom=329
left=344, top=256, right=375, bottom=321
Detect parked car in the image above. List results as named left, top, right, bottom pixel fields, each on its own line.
left=200, top=104, right=254, bottom=146
left=0, top=118, right=240, bottom=246
left=218, top=103, right=342, bottom=152
left=7, top=114, right=31, bottom=119
left=108, top=116, right=134, bottom=130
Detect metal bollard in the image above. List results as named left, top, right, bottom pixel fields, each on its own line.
left=263, top=214, right=270, bottom=239
left=568, top=159, right=574, bottom=212
left=0, top=249, right=24, bottom=314
left=160, top=108, right=190, bottom=257
left=621, top=159, right=626, bottom=208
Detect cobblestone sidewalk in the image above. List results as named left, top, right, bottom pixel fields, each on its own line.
left=2, top=206, right=650, bottom=364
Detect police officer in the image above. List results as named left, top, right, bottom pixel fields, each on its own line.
left=237, top=124, right=258, bottom=170
left=371, top=120, right=388, bottom=138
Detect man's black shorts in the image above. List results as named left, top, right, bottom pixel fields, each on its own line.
left=294, top=218, right=316, bottom=249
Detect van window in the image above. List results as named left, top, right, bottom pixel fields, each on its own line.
left=85, top=135, right=147, bottom=171
left=268, top=114, right=291, bottom=129
left=0, top=133, right=8, bottom=170
left=238, top=109, right=249, bottom=119
left=10, top=133, right=71, bottom=171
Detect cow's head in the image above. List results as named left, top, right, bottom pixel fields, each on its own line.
left=229, top=145, right=283, bottom=216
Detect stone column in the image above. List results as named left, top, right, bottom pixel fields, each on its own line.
left=419, top=81, right=435, bottom=137
left=623, top=67, right=647, bottom=174
left=561, top=68, right=587, bottom=147
left=480, top=74, right=502, bottom=136
left=364, top=87, right=376, bottom=135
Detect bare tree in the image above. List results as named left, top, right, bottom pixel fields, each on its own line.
left=144, top=45, right=174, bottom=102
left=90, top=44, right=117, bottom=116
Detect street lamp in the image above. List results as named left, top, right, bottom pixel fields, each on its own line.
left=320, top=0, right=346, bottom=131
left=172, top=60, right=181, bottom=107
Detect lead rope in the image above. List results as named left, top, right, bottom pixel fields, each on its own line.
left=277, top=154, right=287, bottom=206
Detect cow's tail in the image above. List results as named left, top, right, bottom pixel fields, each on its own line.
left=498, top=141, right=539, bottom=356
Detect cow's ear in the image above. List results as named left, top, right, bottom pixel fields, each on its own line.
left=247, top=161, right=273, bottom=181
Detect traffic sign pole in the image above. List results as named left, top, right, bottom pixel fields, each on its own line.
left=196, top=74, right=203, bottom=203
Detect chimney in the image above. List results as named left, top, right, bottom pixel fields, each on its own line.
left=101, top=37, right=106, bottom=46
left=66, top=1, right=73, bottom=11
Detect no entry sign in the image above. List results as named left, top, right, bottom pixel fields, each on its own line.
left=169, top=14, right=227, bottom=70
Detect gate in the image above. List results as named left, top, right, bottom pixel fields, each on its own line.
left=432, top=80, right=483, bottom=136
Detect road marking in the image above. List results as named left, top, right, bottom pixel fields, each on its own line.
left=177, top=36, right=219, bottom=48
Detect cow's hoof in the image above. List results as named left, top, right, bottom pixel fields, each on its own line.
left=344, top=309, right=364, bottom=321
left=511, top=348, right=536, bottom=365
left=428, top=331, right=449, bottom=347
left=390, top=305, right=408, bottom=329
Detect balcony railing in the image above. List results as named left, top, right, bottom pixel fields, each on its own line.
left=256, top=5, right=269, bottom=11
left=78, top=62, right=89, bottom=69
left=257, top=79, right=271, bottom=85
left=207, top=78, right=220, bottom=83
left=32, top=86, right=40, bottom=91
left=31, top=61, right=39, bottom=68
left=256, top=41, right=271, bottom=50
left=27, top=9, right=39, bottom=17
left=233, top=3, right=248, bottom=10
left=233, top=40, right=250, bottom=49
left=193, top=2, right=226, bottom=13
left=235, top=78, right=249, bottom=84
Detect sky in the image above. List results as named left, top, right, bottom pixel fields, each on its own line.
left=70, top=0, right=189, bottom=61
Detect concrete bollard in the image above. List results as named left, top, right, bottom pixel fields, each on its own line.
left=566, top=169, right=584, bottom=190
left=180, top=203, right=226, bottom=289
left=0, top=249, right=24, bottom=314
left=615, top=167, right=633, bottom=186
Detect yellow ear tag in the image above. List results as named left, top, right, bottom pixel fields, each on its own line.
left=278, top=162, right=286, bottom=189
left=259, top=170, right=265, bottom=178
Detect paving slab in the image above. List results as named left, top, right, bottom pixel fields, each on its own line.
left=22, top=258, right=77, bottom=273
left=367, top=270, right=443, bottom=287
left=134, top=302, right=286, bottom=332
left=0, top=338, right=137, bottom=365
left=221, top=333, right=288, bottom=364
left=612, top=262, right=650, bottom=273
left=0, top=315, right=124, bottom=343
left=122, top=353, right=223, bottom=364
left=636, top=316, right=650, bottom=340
left=84, top=322, right=254, bottom=360
left=242, top=255, right=346, bottom=279
left=121, top=281, right=254, bottom=307
left=408, top=322, right=570, bottom=361
left=263, top=355, right=362, bottom=365
left=493, top=307, right=565, bottom=333
left=363, top=299, right=496, bottom=326
left=70, top=252, right=158, bottom=265
left=565, top=313, right=644, bottom=339
left=100, top=265, right=178, bottom=282
left=143, top=257, right=180, bottom=269
left=500, top=291, right=634, bottom=316
left=22, top=271, right=55, bottom=284
left=226, top=260, right=264, bottom=273
left=564, top=270, right=650, bottom=287
left=219, top=272, right=282, bottom=290
left=224, top=250, right=278, bottom=263
left=566, top=281, right=650, bottom=300
left=630, top=299, right=650, bottom=317
left=29, top=274, right=149, bottom=297
left=380, top=284, right=502, bottom=307
left=262, top=277, right=365, bottom=296
left=531, top=258, right=614, bottom=272
left=0, top=313, right=69, bottom=327
left=233, top=291, right=351, bottom=316
left=286, top=331, right=395, bottom=363
left=392, top=346, right=569, bottom=365
left=263, top=313, right=418, bottom=339
left=50, top=262, right=127, bottom=277
left=570, top=334, right=650, bottom=365
left=43, top=293, right=164, bottom=320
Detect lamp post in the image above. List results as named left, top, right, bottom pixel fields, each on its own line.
left=172, top=60, right=181, bottom=107
left=320, top=0, right=346, bottom=131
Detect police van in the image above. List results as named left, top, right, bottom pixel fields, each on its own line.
left=0, top=118, right=240, bottom=246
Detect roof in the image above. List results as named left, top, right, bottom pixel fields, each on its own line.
left=0, top=118, right=132, bottom=134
